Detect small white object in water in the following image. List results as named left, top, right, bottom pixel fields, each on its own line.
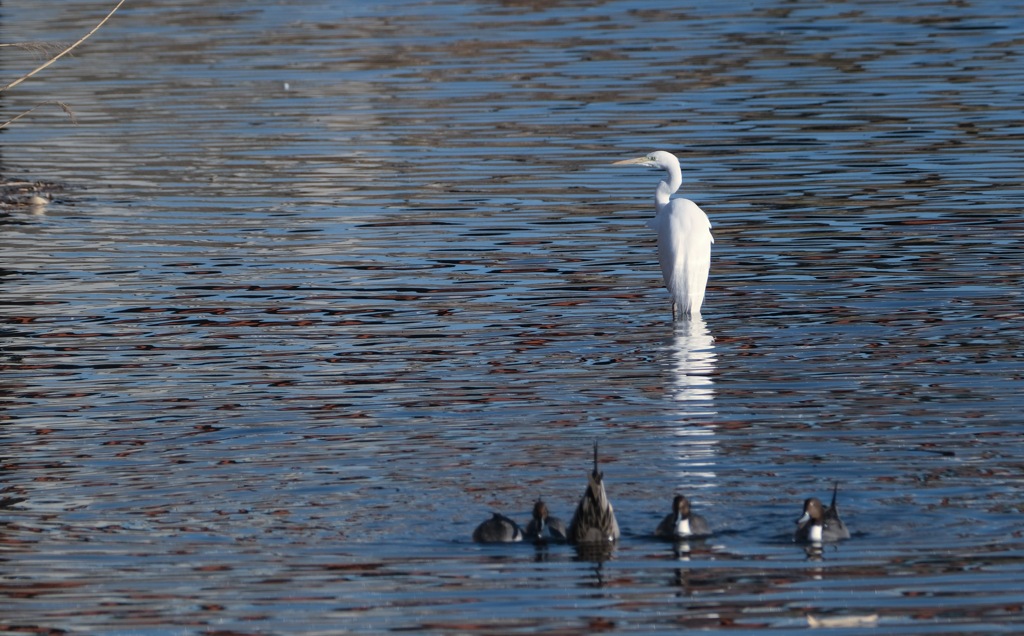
left=283, top=82, right=290, bottom=91
left=806, top=613, right=879, bottom=628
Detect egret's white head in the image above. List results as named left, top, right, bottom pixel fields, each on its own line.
left=613, top=150, right=679, bottom=170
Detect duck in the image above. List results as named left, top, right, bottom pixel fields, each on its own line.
left=567, top=442, right=620, bottom=545
left=795, top=483, right=850, bottom=543
left=655, top=494, right=711, bottom=539
left=472, top=512, right=524, bottom=543
left=524, top=499, right=567, bottom=543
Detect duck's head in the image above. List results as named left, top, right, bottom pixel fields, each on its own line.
left=672, top=494, right=692, bottom=520
left=797, top=497, right=825, bottom=526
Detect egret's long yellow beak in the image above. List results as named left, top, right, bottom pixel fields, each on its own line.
left=612, top=156, right=649, bottom=165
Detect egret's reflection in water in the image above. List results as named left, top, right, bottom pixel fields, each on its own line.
left=667, top=317, right=718, bottom=486
left=670, top=317, right=716, bottom=407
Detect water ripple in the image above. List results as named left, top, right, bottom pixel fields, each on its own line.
left=2, top=0, right=1023, bottom=632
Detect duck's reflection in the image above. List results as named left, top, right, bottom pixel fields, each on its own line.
left=669, top=539, right=717, bottom=591
left=672, top=541, right=695, bottom=566
left=571, top=542, right=615, bottom=565
left=803, top=543, right=826, bottom=562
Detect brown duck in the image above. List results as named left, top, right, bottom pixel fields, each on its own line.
left=567, top=442, right=620, bottom=545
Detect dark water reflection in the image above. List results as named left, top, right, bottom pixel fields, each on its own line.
left=2, top=0, right=1023, bottom=632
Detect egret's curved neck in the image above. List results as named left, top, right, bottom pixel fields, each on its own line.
left=655, top=162, right=682, bottom=210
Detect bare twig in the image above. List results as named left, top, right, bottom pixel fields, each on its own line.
left=0, top=101, right=78, bottom=131
left=1, top=0, right=127, bottom=94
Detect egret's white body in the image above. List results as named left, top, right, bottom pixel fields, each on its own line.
left=614, top=151, right=714, bottom=318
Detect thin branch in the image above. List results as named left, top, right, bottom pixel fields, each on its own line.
left=0, top=101, right=78, bottom=130
left=1, top=0, right=127, bottom=94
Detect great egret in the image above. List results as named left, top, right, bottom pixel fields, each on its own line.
left=613, top=151, right=714, bottom=318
